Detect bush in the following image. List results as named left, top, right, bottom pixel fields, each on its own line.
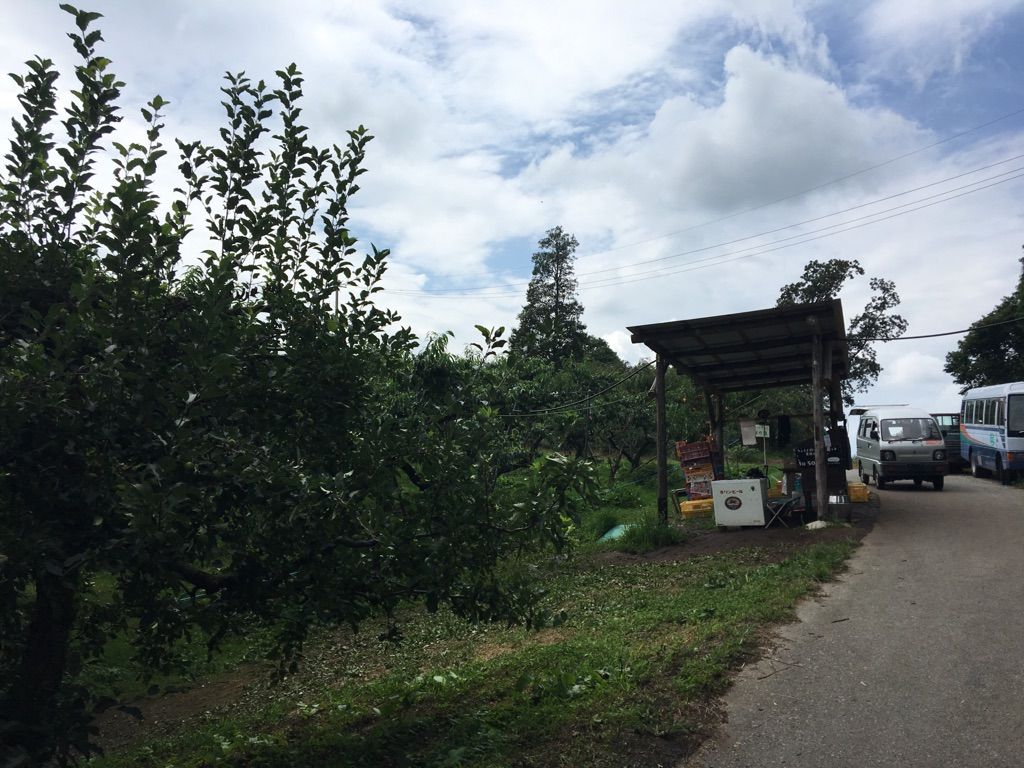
left=609, top=517, right=686, bottom=553
left=598, top=483, right=643, bottom=509
left=584, top=510, right=621, bottom=541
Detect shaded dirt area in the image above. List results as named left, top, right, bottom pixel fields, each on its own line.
left=94, top=665, right=267, bottom=752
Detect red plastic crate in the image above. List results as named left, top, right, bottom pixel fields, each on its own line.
left=687, top=480, right=712, bottom=499
left=676, top=441, right=714, bottom=462
left=683, top=466, right=715, bottom=483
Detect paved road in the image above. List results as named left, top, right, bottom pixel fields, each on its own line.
left=684, top=472, right=1024, bottom=768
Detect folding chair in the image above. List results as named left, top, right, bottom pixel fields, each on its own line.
left=764, top=494, right=800, bottom=529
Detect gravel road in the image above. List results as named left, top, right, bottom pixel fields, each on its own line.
left=684, top=472, right=1024, bottom=768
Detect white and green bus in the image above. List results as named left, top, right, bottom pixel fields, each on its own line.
left=960, top=381, right=1024, bottom=484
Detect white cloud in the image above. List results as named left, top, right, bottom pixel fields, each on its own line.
left=3, top=0, right=1023, bottom=418
left=857, top=0, right=1022, bottom=87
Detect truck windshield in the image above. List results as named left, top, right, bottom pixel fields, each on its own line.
left=880, top=418, right=941, bottom=441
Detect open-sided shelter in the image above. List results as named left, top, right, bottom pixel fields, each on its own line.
left=628, top=299, right=849, bottom=522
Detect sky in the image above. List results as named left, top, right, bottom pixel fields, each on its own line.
left=4, top=0, right=1024, bottom=424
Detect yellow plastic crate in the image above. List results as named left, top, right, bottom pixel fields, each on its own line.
left=848, top=482, right=869, bottom=503
left=679, top=498, right=714, bottom=518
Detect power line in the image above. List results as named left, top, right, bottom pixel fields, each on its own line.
left=555, top=165, right=1024, bottom=292
left=855, top=314, right=1024, bottom=342
left=501, top=360, right=654, bottom=417
left=391, top=166, right=1024, bottom=298
left=571, top=154, right=1024, bottom=282
left=408, top=105, right=1024, bottom=282
left=396, top=152, right=1024, bottom=294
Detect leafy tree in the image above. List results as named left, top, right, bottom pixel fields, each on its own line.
left=777, top=259, right=907, bottom=404
left=0, top=9, right=592, bottom=763
left=509, top=226, right=588, bottom=366
left=944, top=254, right=1024, bottom=390
left=595, top=362, right=656, bottom=482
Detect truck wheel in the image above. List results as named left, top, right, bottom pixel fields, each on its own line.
left=933, top=476, right=944, bottom=491
left=859, top=462, right=870, bottom=484
left=913, top=478, right=923, bottom=488
left=874, top=467, right=887, bottom=490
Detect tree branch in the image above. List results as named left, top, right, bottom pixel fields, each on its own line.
left=171, top=563, right=235, bottom=593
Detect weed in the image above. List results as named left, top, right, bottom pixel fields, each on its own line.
left=609, top=516, right=686, bottom=553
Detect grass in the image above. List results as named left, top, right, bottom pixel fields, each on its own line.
left=92, top=543, right=858, bottom=767
left=85, top=459, right=862, bottom=767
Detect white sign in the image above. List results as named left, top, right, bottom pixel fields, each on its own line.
left=755, top=424, right=770, bottom=438
left=739, top=419, right=757, bottom=446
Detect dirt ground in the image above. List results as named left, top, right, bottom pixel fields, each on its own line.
left=95, top=503, right=878, bottom=756
left=598, top=500, right=877, bottom=566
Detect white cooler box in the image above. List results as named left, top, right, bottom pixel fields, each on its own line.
left=712, top=479, right=768, bottom=526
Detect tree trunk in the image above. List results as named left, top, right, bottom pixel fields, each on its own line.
left=606, top=450, right=623, bottom=484
left=2, top=572, right=78, bottom=749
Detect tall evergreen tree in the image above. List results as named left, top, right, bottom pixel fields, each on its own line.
left=510, top=226, right=588, bottom=365
left=944, top=253, right=1024, bottom=391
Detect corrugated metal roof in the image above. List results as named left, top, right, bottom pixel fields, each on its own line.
left=628, top=299, right=848, bottom=393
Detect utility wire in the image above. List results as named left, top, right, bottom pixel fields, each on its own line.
left=395, top=166, right=1024, bottom=298
left=501, top=360, right=654, bottom=417
left=553, top=166, right=1024, bottom=292
left=412, top=105, right=1024, bottom=281
left=398, top=151, right=1024, bottom=294
left=854, top=314, right=1024, bottom=342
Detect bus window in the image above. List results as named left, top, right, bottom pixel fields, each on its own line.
left=996, top=399, right=1005, bottom=426
left=985, top=400, right=996, bottom=425
left=1009, top=395, right=1024, bottom=437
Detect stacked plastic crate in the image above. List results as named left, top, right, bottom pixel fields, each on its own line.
left=675, top=440, right=724, bottom=500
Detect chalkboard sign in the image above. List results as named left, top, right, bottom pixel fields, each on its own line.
left=792, top=446, right=844, bottom=468
left=792, top=438, right=844, bottom=468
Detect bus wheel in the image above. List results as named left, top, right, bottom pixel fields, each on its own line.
left=996, top=456, right=1008, bottom=485
left=971, top=453, right=988, bottom=478
left=913, top=478, right=923, bottom=488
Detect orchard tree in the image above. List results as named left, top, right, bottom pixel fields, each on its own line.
left=777, top=258, right=907, bottom=404
left=944, top=254, right=1024, bottom=390
left=0, top=8, right=593, bottom=763
left=510, top=226, right=588, bottom=366
left=596, top=362, right=656, bottom=482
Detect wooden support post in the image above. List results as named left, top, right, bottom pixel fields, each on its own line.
left=704, top=391, right=724, bottom=453
left=705, top=390, right=716, bottom=439
left=656, top=355, right=668, bottom=526
left=812, top=334, right=827, bottom=520
left=829, top=376, right=849, bottom=470
left=828, top=379, right=842, bottom=428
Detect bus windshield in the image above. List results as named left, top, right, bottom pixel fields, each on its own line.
left=881, top=418, right=941, bottom=441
